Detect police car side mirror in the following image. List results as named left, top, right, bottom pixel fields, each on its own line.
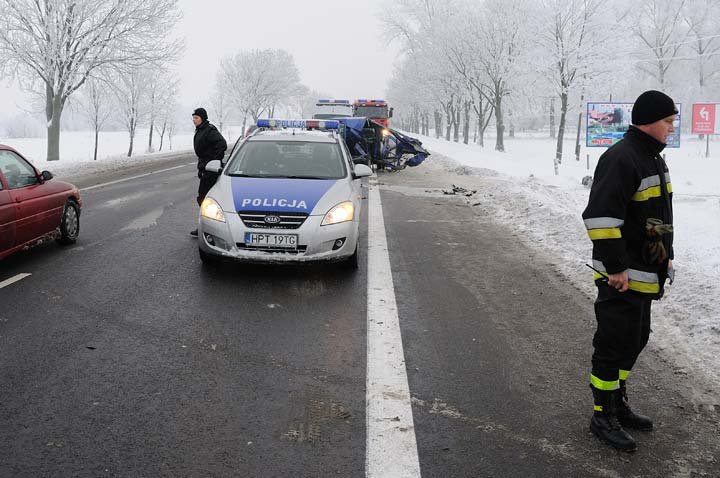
left=204, top=160, right=223, bottom=173
left=353, top=164, right=372, bottom=179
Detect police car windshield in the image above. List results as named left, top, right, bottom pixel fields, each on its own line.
left=226, top=141, right=346, bottom=179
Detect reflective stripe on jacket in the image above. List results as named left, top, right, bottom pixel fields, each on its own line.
left=582, top=126, right=673, bottom=298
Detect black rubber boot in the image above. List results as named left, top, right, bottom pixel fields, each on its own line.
left=617, top=380, right=653, bottom=431
left=590, top=386, right=637, bottom=452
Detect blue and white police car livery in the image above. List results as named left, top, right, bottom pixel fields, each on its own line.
left=197, top=119, right=373, bottom=267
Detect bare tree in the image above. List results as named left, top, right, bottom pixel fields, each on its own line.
left=218, top=49, right=301, bottom=133
left=111, top=67, right=150, bottom=157
left=209, top=84, right=233, bottom=135
left=0, top=0, right=181, bottom=161
left=77, top=77, right=112, bottom=161
left=470, top=0, right=528, bottom=152
left=145, top=67, right=179, bottom=152
left=535, top=0, right=603, bottom=174
left=631, top=0, right=689, bottom=87
left=683, top=0, right=720, bottom=95
left=157, top=98, right=178, bottom=152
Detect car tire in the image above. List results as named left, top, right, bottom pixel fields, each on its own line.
left=57, top=200, right=80, bottom=245
left=199, top=248, right=221, bottom=266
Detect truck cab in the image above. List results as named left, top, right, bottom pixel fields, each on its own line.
left=352, top=99, right=393, bottom=128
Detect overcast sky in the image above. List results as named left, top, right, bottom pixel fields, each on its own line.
left=176, top=0, right=400, bottom=108
left=0, top=0, right=400, bottom=120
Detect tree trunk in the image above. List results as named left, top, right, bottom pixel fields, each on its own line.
left=453, top=108, right=460, bottom=142
left=434, top=110, right=442, bottom=139
left=127, top=117, right=136, bottom=157
left=445, top=108, right=452, bottom=141
left=148, top=119, right=154, bottom=152
left=159, top=121, right=167, bottom=151
left=45, top=89, right=63, bottom=161
left=94, top=128, right=99, bottom=161
left=554, top=91, right=569, bottom=175
left=494, top=86, right=505, bottom=152
left=550, top=97, right=556, bottom=139
left=508, top=108, right=515, bottom=138
left=463, top=101, right=470, bottom=144
left=477, top=111, right=485, bottom=147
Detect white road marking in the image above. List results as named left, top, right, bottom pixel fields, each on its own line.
left=366, top=177, right=422, bottom=478
left=81, top=164, right=191, bottom=192
left=0, top=273, right=32, bottom=289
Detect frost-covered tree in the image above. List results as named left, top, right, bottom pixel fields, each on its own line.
left=218, top=49, right=301, bottom=133
left=0, top=0, right=182, bottom=161
left=157, top=98, right=178, bottom=152
left=534, top=0, right=604, bottom=174
left=77, top=77, right=112, bottom=161
left=631, top=0, right=689, bottom=88
left=683, top=0, right=720, bottom=96
left=111, top=66, right=150, bottom=157
left=145, top=67, right=179, bottom=153
left=209, top=85, right=233, bottom=135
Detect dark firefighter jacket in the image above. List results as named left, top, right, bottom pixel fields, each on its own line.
left=194, top=121, right=227, bottom=172
left=582, top=126, right=674, bottom=298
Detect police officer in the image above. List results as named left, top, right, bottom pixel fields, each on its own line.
left=582, top=90, right=676, bottom=452
left=190, top=107, right=227, bottom=236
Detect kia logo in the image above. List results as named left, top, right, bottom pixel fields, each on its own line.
left=264, top=215, right=281, bottom=224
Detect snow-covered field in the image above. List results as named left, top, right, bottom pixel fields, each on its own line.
left=0, top=126, right=245, bottom=174
left=416, top=133, right=720, bottom=394
left=3, top=127, right=718, bottom=393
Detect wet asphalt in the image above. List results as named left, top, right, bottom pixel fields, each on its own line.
left=1, top=155, right=718, bottom=477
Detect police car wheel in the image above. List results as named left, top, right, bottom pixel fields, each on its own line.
left=199, top=248, right=221, bottom=266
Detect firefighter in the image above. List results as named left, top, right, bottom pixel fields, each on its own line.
left=582, top=90, right=676, bottom=452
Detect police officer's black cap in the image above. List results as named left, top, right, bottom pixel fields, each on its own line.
left=192, top=107, right=208, bottom=121
left=631, top=90, right=678, bottom=125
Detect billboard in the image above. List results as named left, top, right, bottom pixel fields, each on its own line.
left=691, top=103, right=719, bottom=134
left=586, top=102, right=681, bottom=148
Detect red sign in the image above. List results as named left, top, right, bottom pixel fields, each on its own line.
left=692, top=103, right=717, bottom=134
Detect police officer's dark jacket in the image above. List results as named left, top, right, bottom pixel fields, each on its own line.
left=582, top=126, right=674, bottom=298
left=194, top=120, right=227, bottom=172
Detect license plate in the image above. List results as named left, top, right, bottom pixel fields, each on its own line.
left=244, top=232, right=298, bottom=249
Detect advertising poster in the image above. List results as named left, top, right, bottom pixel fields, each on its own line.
left=587, top=102, right=681, bottom=148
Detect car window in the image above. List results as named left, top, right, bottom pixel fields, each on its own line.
left=339, top=140, right=354, bottom=171
left=226, top=141, right=346, bottom=179
left=0, top=150, right=38, bottom=189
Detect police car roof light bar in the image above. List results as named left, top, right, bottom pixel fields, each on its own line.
left=256, top=118, right=340, bottom=130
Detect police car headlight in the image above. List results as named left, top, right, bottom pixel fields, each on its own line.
left=322, top=201, right=354, bottom=226
left=200, top=197, right=225, bottom=222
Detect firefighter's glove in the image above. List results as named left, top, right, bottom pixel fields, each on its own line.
left=667, top=265, right=675, bottom=285
left=642, top=218, right=673, bottom=265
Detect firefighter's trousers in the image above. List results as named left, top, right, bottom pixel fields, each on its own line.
left=591, top=284, right=652, bottom=389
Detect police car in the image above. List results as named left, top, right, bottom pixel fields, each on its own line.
left=198, top=119, right=373, bottom=268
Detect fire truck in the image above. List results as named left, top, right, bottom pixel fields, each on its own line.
left=352, top=99, right=393, bottom=127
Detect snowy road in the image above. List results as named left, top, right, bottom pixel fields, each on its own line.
left=1, top=156, right=719, bottom=477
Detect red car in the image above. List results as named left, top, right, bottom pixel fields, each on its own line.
left=0, top=145, right=81, bottom=260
